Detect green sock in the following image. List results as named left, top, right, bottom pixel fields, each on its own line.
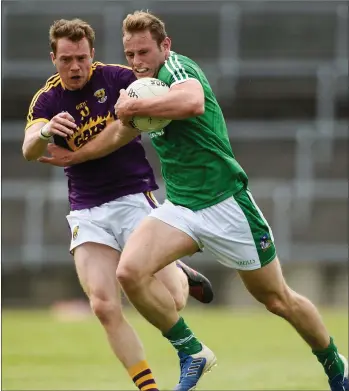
left=313, top=337, right=345, bottom=380
left=163, top=317, right=202, bottom=355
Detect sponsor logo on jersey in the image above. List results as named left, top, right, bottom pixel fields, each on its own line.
left=149, top=129, right=165, bottom=138
left=76, top=101, right=88, bottom=110
left=94, top=88, right=107, bottom=103
left=67, top=112, right=114, bottom=150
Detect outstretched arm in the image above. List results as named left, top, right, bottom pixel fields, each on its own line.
left=39, top=120, right=140, bottom=166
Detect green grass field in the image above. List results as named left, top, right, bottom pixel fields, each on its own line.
left=2, top=307, right=348, bottom=390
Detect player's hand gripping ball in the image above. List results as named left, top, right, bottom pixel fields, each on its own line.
left=125, top=78, right=172, bottom=132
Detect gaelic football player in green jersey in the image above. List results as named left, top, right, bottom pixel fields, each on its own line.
left=42, top=10, right=348, bottom=391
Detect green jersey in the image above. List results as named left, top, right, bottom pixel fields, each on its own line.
left=152, top=51, right=248, bottom=211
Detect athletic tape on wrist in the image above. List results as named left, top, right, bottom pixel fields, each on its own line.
left=39, top=124, right=52, bottom=140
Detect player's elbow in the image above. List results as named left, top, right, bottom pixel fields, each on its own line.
left=193, top=101, right=205, bottom=116
left=22, top=143, right=39, bottom=161
left=188, top=98, right=205, bottom=117
left=23, top=152, right=37, bottom=161
left=22, top=146, right=34, bottom=161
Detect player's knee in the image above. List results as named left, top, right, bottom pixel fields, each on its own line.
left=90, top=293, right=121, bottom=325
left=264, top=295, right=287, bottom=317
left=116, top=263, right=141, bottom=288
left=263, top=288, right=294, bottom=318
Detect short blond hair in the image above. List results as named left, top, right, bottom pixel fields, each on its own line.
left=49, top=18, right=95, bottom=54
left=122, top=11, right=167, bottom=46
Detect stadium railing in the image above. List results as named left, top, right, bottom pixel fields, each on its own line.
left=2, top=0, right=348, bottom=271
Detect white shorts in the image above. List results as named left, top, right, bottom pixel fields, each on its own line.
left=66, top=192, right=158, bottom=253
left=149, top=188, right=276, bottom=270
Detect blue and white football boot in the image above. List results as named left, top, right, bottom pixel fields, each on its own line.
left=329, top=354, right=349, bottom=391
left=173, top=344, right=217, bottom=391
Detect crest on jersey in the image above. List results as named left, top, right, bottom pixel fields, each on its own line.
left=94, top=88, right=107, bottom=103
left=72, top=225, right=79, bottom=240
left=260, top=233, right=272, bottom=251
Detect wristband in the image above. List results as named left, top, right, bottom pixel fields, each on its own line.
left=39, top=124, right=51, bottom=140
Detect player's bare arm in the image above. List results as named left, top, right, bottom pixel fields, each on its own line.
left=38, top=120, right=140, bottom=166
left=22, top=112, right=76, bottom=161
left=115, top=79, right=204, bottom=122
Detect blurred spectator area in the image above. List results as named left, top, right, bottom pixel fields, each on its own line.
left=2, top=1, right=348, bottom=121
left=2, top=1, right=348, bottom=298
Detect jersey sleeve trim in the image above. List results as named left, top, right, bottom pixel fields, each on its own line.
left=170, top=77, right=201, bottom=88
left=92, top=61, right=132, bottom=70
left=25, top=118, right=49, bottom=131
left=26, top=74, right=61, bottom=123
left=164, top=53, right=190, bottom=83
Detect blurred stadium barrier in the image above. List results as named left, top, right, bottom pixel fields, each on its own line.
left=2, top=0, right=348, bottom=307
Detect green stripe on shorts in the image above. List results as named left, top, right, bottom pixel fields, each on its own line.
left=233, top=188, right=276, bottom=267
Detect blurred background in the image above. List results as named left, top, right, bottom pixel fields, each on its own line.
left=2, top=0, right=348, bottom=308
left=2, top=1, right=348, bottom=390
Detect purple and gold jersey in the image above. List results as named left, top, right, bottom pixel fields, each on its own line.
left=26, top=62, right=158, bottom=210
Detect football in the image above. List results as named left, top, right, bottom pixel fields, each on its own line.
left=125, top=77, right=172, bottom=132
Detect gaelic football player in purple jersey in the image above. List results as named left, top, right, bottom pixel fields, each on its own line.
left=22, top=18, right=213, bottom=391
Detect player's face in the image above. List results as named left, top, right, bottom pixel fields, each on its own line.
left=51, top=37, right=94, bottom=90
left=123, top=30, right=171, bottom=78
